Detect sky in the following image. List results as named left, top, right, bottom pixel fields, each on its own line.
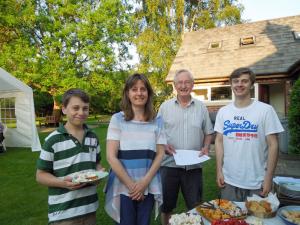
left=240, top=0, right=300, bottom=22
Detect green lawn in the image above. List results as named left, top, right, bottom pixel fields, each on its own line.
left=0, top=124, right=218, bottom=225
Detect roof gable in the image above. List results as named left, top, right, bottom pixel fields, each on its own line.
left=166, top=15, right=300, bottom=82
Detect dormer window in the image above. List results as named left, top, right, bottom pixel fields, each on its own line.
left=208, top=41, right=222, bottom=49
left=293, top=31, right=300, bottom=40
left=240, top=36, right=255, bottom=46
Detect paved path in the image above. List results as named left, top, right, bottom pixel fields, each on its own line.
left=275, top=153, right=300, bottom=177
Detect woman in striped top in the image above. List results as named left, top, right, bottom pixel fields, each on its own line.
left=105, top=73, right=166, bottom=225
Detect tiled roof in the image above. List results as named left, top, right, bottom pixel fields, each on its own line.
left=166, top=15, right=300, bottom=82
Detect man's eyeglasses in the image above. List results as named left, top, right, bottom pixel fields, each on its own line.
left=175, top=80, right=193, bottom=86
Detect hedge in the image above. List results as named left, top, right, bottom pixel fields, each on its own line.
left=288, top=77, right=300, bottom=154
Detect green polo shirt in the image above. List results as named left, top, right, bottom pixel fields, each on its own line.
left=37, top=123, right=101, bottom=223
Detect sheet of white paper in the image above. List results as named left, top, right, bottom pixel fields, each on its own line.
left=173, top=149, right=210, bottom=166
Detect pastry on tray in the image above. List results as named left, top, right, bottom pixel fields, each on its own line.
left=245, top=193, right=279, bottom=218
left=279, top=207, right=300, bottom=225
left=245, top=200, right=274, bottom=218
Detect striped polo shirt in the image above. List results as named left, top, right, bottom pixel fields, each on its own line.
left=105, top=112, right=167, bottom=223
left=37, top=124, right=101, bottom=223
left=158, top=97, right=214, bottom=170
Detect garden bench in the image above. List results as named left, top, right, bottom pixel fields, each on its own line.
left=39, top=115, right=60, bottom=127
left=45, top=115, right=57, bottom=126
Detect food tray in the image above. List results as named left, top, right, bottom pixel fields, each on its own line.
left=245, top=201, right=276, bottom=218
left=196, top=199, right=247, bottom=222
left=277, top=205, right=300, bottom=225
left=196, top=207, right=247, bottom=222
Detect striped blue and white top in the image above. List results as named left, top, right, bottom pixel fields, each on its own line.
left=104, top=112, right=167, bottom=223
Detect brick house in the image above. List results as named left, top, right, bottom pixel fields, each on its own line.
left=166, top=15, right=300, bottom=117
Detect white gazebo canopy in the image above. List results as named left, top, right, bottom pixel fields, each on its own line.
left=0, top=67, right=41, bottom=151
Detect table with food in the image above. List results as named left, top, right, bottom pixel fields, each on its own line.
left=168, top=194, right=300, bottom=225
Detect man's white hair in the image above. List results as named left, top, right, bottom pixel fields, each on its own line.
left=173, top=69, right=194, bottom=83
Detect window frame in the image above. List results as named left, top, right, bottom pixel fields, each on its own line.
left=240, top=35, right=256, bottom=46
left=0, top=97, right=17, bottom=128
left=192, top=83, right=258, bottom=102
left=208, top=41, right=222, bottom=50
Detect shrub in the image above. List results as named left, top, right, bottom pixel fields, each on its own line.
left=33, top=91, right=53, bottom=116
left=288, top=77, right=300, bottom=154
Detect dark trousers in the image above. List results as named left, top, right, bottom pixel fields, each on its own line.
left=118, top=194, right=154, bottom=225
left=0, top=133, right=4, bottom=142
left=0, top=133, right=4, bottom=152
left=160, top=167, right=203, bottom=212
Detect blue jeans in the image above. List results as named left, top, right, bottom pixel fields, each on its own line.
left=118, top=194, right=154, bottom=225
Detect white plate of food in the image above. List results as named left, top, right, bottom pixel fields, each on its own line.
left=72, top=170, right=108, bottom=184
left=277, top=205, right=300, bottom=225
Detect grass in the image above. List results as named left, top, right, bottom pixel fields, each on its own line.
left=0, top=123, right=218, bottom=225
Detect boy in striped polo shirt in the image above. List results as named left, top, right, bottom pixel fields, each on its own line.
left=36, top=88, right=104, bottom=225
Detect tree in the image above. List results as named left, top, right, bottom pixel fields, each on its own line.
left=0, top=0, right=134, bottom=113
left=288, top=77, right=300, bottom=154
left=132, top=0, right=243, bottom=106
left=185, top=0, right=243, bottom=31
left=133, top=0, right=184, bottom=89
left=90, top=71, right=129, bottom=114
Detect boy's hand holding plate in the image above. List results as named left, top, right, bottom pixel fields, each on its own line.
left=72, top=170, right=108, bottom=185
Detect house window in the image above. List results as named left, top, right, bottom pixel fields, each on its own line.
left=192, top=88, right=208, bottom=100
left=192, top=84, right=257, bottom=102
left=240, top=36, right=255, bottom=46
left=209, top=41, right=222, bottom=49
left=211, top=86, right=232, bottom=101
left=0, top=98, right=16, bottom=128
left=293, top=31, right=300, bottom=40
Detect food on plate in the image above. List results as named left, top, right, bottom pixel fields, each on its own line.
left=245, top=200, right=275, bottom=218
left=245, top=217, right=264, bottom=225
left=246, top=193, right=280, bottom=218
left=260, top=201, right=271, bottom=212
left=211, top=218, right=249, bottom=225
left=214, top=199, right=245, bottom=216
left=246, top=200, right=271, bottom=213
left=169, top=213, right=203, bottom=225
left=72, top=171, right=100, bottom=183
left=85, top=171, right=99, bottom=180
left=197, top=207, right=230, bottom=220
left=281, top=209, right=300, bottom=225
left=196, top=199, right=247, bottom=221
